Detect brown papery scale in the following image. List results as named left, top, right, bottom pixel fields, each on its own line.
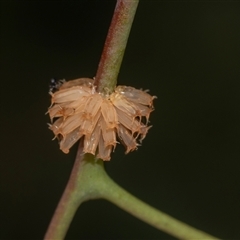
left=47, top=78, right=156, bottom=161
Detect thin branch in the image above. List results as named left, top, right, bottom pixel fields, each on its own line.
left=44, top=142, right=84, bottom=239
left=99, top=177, right=221, bottom=240
left=45, top=1, right=220, bottom=239
left=45, top=2, right=139, bottom=238
left=44, top=149, right=220, bottom=239
left=95, top=0, right=139, bottom=94
left=44, top=144, right=102, bottom=240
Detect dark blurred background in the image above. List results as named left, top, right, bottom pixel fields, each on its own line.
left=1, top=1, right=240, bottom=239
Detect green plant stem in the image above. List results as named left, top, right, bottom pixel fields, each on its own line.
left=45, top=2, right=139, bottom=239
left=95, top=0, right=139, bottom=94
left=101, top=180, right=220, bottom=240
left=45, top=0, right=220, bottom=239
left=44, top=143, right=98, bottom=240
left=44, top=146, right=220, bottom=239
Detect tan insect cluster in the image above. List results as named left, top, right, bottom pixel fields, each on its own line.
left=47, top=78, right=156, bottom=161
